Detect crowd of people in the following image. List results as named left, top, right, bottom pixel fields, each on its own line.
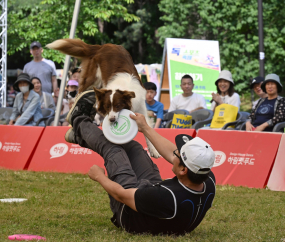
left=4, top=41, right=80, bottom=127
left=153, top=70, right=284, bottom=132
left=2, top=41, right=285, bottom=132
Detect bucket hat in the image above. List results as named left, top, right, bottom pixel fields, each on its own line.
left=215, top=70, right=234, bottom=86
left=261, top=74, right=283, bottom=93
left=13, top=73, right=34, bottom=92
left=175, top=134, right=215, bottom=174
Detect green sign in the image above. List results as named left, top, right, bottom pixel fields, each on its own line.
left=165, top=38, right=221, bottom=108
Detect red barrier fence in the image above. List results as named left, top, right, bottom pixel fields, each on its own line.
left=28, top=127, right=196, bottom=179
left=2, top=125, right=285, bottom=190
left=0, top=126, right=44, bottom=170
left=197, top=130, right=282, bottom=188
left=267, top=134, right=285, bottom=191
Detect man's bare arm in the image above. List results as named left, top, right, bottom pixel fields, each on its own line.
left=189, top=106, right=204, bottom=113
left=88, top=165, right=137, bottom=211
left=52, top=76, right=58, bottom=93
left=130, top=113, right=176, bottom=164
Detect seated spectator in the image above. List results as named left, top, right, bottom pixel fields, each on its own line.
left=211, top=70, right=240, bottom=111
left=168, top=74, right=206, bottom=113
left=9, top=73, right=44, bottom=126
left=7, top=84, right=16, bottom=107
left=143, top=82, right=164, bottom=128
left=246, top=74, right=285, bottom=132
left=250, top=76, right=267, bottom=109
left=31, top=77, right=56, bottom=110
left=66, top=80, right=78, bottom=98
left=51, top=80, right=78, bottom=126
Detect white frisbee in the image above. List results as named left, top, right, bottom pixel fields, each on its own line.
left=102, top=109, right=138, bottom=144
left=0, top=198, right=27, bottom=203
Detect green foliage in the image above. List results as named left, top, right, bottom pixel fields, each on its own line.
left=112, top=0, right=163, bottom=64
left=157, top=0, right=285, bottom=93
left=8, top=0, right=139, bottom=64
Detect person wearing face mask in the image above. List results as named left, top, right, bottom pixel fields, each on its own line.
left=250, top=76, right=267, bottom=109
left=211, top=70, right=241, bottom=112
left=246, top=74, right=285, bottom=132
left=66, top=80, right=78, bottom=98
left=9, top=73, right=44, bottom=126
left=31, top=77, right=55, bottom=110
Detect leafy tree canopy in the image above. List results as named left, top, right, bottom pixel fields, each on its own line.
left=8, top=0, right=139, bottom=64
left=157, top=0, right=285, bottom=92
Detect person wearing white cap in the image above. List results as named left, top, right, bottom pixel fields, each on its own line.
left=63, top=90, right=216, bottom=235
left=246, top=73, right=285, bottom=132
left=211, top=70, right=241, bottom=111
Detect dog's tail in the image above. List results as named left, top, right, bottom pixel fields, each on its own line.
left=46, top=39, right=100, bottom=59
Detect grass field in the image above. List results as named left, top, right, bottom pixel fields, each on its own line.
left=1, top=169, right=285, bottom=242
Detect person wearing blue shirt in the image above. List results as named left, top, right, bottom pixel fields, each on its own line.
left=144, top=82, right=164, bottom=128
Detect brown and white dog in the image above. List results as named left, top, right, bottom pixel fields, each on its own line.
left=47, top=39, right=159, bottom=158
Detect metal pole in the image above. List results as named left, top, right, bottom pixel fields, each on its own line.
left=258, top=0, right=265, bottom=77
left=0, top=0, right=7, bottom=107
left=53, top=0, right=81, bottom=126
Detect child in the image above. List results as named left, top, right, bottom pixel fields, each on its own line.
left=143, top=82, right=164, bottom=128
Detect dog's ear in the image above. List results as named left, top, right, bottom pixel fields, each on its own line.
left=94, top=88, right=108, bottom=99
left=116, top=90, right=136, bottom=99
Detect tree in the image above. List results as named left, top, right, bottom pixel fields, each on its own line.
left=8, top=0, right=139, bottom=65
left=157, top=0, right=285, bottom=93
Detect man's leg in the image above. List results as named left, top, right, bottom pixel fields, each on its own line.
left=120, top=141, right=162, bottom=185
left=73, top=116, right=138, bottom=189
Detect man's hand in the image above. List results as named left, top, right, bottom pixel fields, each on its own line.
left=8, top=120, right=14, bottom=125
left=88, top=165, right=105, bottom=182
left=130, top=113, right=150, bottom=132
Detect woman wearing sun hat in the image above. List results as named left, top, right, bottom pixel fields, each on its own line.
left=246, top=73, right=285, bottom=132
left=9, top=73, right=44, bottom=126
left=211, top=70, right=241, bottom=111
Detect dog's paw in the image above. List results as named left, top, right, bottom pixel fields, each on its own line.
left=94, top=113, right=102, bottom=126
left=149, top=148, right=160, bottom=159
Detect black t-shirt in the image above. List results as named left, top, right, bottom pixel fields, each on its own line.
left=253, top=98, right=277, bottom=131
left=120, top=172, right=216, bottom=235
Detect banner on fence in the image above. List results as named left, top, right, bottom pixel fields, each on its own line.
left=28, top=127, right=196, bottom=179
left=197, top=130, right=282, bottom=188
left=0, top=126, right=44, bottom=170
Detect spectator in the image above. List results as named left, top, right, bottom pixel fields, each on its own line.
left=168, top=74, right=207, bottom=113
left=246, top=74, right=285, bottom=132
left=7, top=84, right=17, bottom=107
left=211, top=70, right=240, bottom=111
left=70, top=67, right=80, bottom=82
left=23, top=41, right=57, bottom=94
left=9, top=73, right=44, bottom=126
left=143, top=82, right=164, bottom=128
left=31, top=77, right=55, bottom=110
left=250, top=76, right=267, bottom=109
left=66, top=80, right=78, bottom=98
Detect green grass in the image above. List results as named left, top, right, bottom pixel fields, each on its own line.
left=1, top=169, right=285, bottom=242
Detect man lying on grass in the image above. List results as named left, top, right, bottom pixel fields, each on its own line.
left=64, top=90, right=216, bottom=235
